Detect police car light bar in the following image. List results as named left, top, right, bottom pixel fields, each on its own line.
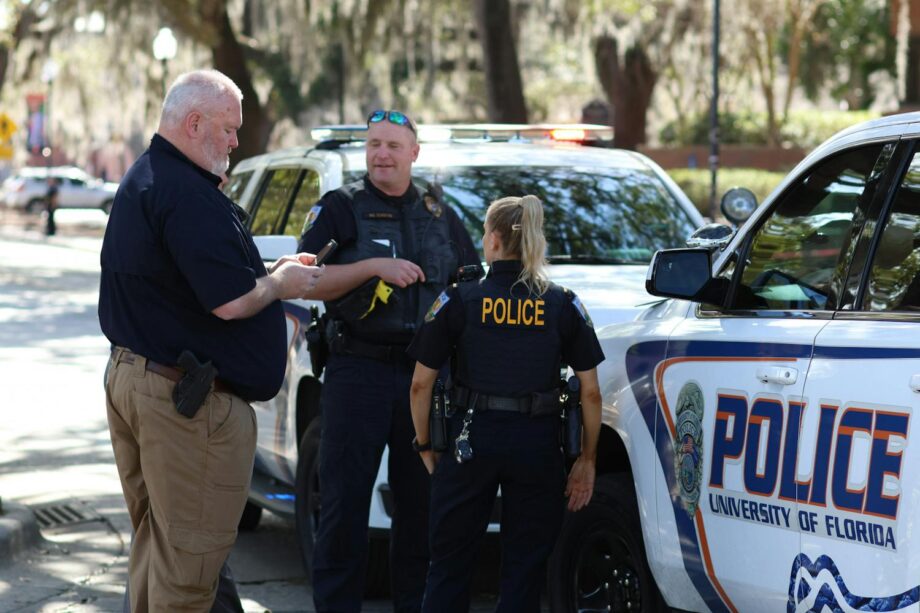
left=310, top=123, right=613, bottom=145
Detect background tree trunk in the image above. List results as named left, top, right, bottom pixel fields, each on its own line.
left=209, top=6, right=272, bottom=166
left=594, top=35, right=657, bottom=151
left=472, top=0, right=528, bottom=123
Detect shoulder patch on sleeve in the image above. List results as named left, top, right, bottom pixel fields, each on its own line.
left=425, top=290, right=451, bottom=322
left=571, top=293, right=594, bottom=328
left=302, top=206, right=322, bottom=234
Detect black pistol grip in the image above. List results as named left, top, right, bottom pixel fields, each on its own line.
left=172, top=351, right=218, bottom=419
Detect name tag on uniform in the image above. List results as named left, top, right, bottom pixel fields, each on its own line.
left=364, top=211, right=399, bottom=220
left=481, top=297, right=545, bottom=327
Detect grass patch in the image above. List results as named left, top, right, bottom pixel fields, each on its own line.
left=670, top=168, right=786, bottom=218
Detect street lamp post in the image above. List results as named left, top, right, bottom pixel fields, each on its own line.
left=40, top=59, right=59, bottom=163
left=708, top=0, right=720, bottom=220
left=152, top=27, right=178, bottom=98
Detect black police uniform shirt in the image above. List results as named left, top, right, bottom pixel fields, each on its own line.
left=297, top=175, right=480, bottom=336
left=98, top=134, right=287, bottom=401
left=408, top=260, right=605, bottom=396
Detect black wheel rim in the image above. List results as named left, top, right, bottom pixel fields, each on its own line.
left=573, top=522, right=642, bottom=612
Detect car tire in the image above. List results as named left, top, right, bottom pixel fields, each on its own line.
left=238, top=500, right=263, bottom=531
left=26, top=198, right=43, bottom=214
left=294, top=417, right=323, bottom=576
left=101, top=199, right=113, bottom=215
left=547, top=473, right=665, bottom=612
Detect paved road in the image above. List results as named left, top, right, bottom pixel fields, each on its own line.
left=0, top=209, right=508, bottom=612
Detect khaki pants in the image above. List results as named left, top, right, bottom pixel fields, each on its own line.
left=105, top=347, right=256, bottom=612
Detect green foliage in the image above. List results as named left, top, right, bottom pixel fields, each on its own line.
left=795, top=0, right=895, bottom=110
left=660, top=109, right=881, bottom=149
left=669, top=168, right=786, bottom=217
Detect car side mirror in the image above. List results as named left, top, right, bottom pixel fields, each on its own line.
left=646, top=248, right=727, bottom=305
left=686, top=223, right=735, bottom=251
left=720, top=187, right=757, bottom=226
left=253, top=235, right=298, bottom=263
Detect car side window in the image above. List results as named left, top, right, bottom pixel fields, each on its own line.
left=281, top=170, right=320, bottom=237
left=250, top=168, right=302, bottom=236
left=729, top=145, right=886, bottom=311
left=865, top=151, right=920, bottom=312
left=221, top=171, right=253, bottom=205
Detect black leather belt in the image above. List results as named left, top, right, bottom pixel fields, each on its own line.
left=451, top=385, right=560, bottom=416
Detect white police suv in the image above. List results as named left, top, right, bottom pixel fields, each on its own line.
left=559, top=111, right=920, bottom=612
left=223, top=123, right=705, bottom=596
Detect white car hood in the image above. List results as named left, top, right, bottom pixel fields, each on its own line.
left=546, top=264, right=654, bottom=328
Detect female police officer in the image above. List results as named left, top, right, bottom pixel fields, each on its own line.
left=408, top=194, right=604, bottom=612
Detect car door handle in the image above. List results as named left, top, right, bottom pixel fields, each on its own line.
left=756, top=366, right=798, bottom=385
left=909, top=374, right=920, bottom=393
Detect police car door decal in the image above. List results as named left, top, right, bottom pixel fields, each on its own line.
left=627, top=336, right=818, bottom=613
left=793, top=324, right=918, bottom=613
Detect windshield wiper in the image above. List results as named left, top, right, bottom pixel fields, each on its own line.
left=546, top=255, right=648, bottom=265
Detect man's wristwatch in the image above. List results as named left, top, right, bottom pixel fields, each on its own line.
left=412, top=436, right=432, bottom=452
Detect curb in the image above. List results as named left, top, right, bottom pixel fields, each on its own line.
left=0, top=500, right=41, bottom=565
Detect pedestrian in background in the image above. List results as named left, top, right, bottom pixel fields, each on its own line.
left=44, top=176, right=59, bottom=236
left=298, top=109, right=479, bottom=612
left=408, top=194, right=604, bottom=612
left=98, top=69, right=324, bottom=612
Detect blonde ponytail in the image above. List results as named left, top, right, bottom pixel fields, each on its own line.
left=485, top=194, right=549, bottom=296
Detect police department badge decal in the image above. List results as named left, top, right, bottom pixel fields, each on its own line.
left=674, top=381, right=704, bottom=516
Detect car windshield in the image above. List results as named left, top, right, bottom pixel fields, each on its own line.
left=347, top=165, right=696, bottom=264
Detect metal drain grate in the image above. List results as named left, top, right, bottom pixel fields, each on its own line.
left=32, top=502, right=101, bottom=529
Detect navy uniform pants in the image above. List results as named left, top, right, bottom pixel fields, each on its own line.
left=423, top=411, right=566, bottom=613
left=312, top=353, right=430, bottom=613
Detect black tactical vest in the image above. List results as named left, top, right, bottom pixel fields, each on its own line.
left=454, top=276, right=567, bottom=397
left=329, top=179, right=459, bottom=345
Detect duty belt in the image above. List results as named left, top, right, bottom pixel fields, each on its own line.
left=451, top=384, right=560, bottom=416
left=330, top=334, right=411, bottom=365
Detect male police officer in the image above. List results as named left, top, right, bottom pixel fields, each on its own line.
left=298, top=110, right=479, bottom=612
left=99, top=69, right=323, bottom=611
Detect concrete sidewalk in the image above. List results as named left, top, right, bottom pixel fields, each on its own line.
left=0, top=211, right=103, bottom=567
left=0, top=207, right=106, bottom=253
left=0, top=499, right=41, bottom=565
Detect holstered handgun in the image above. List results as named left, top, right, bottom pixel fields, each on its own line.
left=305, top=306, right=328, bottom=377
left=173, top=350, right=218, bottom=419
left=562, top=375, right=582, bottom=458
left=430, top=378, right=448, bottom=452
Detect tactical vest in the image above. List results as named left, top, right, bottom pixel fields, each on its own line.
left=329, top=179, right=459, bottom=345
left=454, top=277, right=567, bottom=397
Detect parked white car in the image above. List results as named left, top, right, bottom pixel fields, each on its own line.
left=2, top=166, right=118, bottom=213
left=560, top=111, right=920, bottom=612
left=223, top=123, right=705, bottom=596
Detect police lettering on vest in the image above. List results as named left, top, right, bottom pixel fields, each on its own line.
left=480, top=297, right=545, bottom=327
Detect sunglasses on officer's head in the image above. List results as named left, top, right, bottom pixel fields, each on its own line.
left=367, top=109, right=417, bottom=135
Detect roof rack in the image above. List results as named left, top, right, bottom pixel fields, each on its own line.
left=310, top=123, right=613, bottom=147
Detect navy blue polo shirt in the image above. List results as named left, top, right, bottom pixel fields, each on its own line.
left=98, top=134, right=286, bottom=401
